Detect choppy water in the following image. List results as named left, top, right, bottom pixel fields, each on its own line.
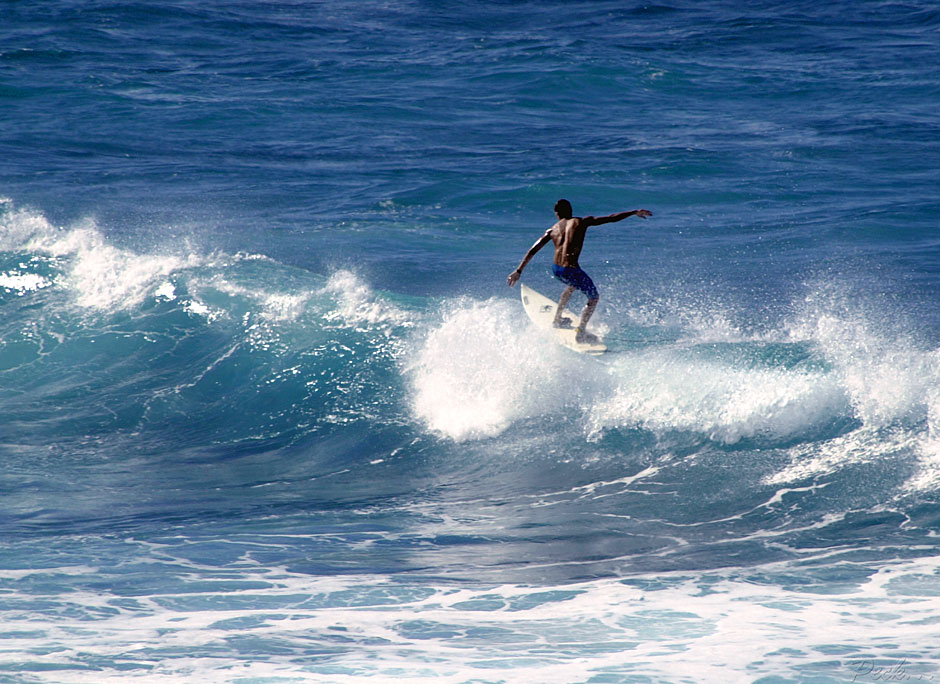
left=2, top=1, right=940, bottom=682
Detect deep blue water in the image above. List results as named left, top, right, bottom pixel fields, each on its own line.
left=2, top=1, right=940, bottom=682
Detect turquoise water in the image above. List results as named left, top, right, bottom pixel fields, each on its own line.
left=2, top=1, right=940, bottom=682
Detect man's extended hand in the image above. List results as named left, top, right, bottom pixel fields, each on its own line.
left=635, top=209, right=652, bottom=219
left=507, top=269, right=521, bottom=287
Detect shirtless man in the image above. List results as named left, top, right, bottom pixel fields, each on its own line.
left=507, top=199, right=652, bottom=343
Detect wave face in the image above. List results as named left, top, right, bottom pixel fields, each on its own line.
left=3, top=0, right=940, bottom=681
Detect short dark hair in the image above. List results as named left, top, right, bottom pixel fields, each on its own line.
left=554, top=199, right=572, bottom=218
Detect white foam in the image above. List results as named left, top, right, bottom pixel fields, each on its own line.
left=626, top=291, right=749, bottom=344
left=5, top=555, right=940, bottom=683
left=153, top=281, right=176, bottom=300
left=614, top=282, right=940, bottom=449
left=181, top=297, right=222, bottom=322
left=0, top=271, right=52, bottom=294
left=766, top=428, right=921, bottom=485
left=0, top=204, right=200, bottom=311
left=748, top=284, right=940, bottom=489
left=407, top=297, right=587, bottom=441
left=258, top=291, right=310, bottom=322
left=904, top=388, right=940, bottom=494
left=408, top=293, right=857, bottom=444
left=0, top=202, right=54, bottom=252
left=591, top=351, right=847, bottom=444
left=62, top=225, right=197, bottom=311
left=188, top=274, right=312, bottom=325
left=903, top=440, right=940, bottom=494
left=322, top=269, right=410, bottom=329
left=789, top=290, right=938, bottom=430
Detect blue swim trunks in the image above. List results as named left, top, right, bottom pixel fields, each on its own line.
left=552, top=264, right=598, bottom=300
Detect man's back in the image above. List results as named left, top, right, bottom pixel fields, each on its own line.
left=549, top=217, right=588, bottom=268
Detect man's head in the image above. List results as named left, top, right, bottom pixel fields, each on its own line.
left=554, top=199, right=572, bottom=219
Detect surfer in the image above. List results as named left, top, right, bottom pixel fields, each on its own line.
left=507, top=199, right=652, bottom=344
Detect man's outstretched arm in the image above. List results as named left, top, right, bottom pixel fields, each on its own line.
left=507, top=230, right=552, bottom=286
left=585, top=209, right=653, bottom=227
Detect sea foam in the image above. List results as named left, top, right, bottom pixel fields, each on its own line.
left=407, top=297, right=590, bottom=441
left=0, top=203, right=200, bottom=311
left=591, top=351, right=847, bottom=444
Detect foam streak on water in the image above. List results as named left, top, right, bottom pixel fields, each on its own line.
left=2, top=547, right=940, bottom=683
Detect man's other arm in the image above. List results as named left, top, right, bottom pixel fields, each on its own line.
left=507, top=230, right=552, bottom=286
left=583, top=209, right=653, bottom=227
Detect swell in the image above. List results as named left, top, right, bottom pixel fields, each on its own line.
left=3, top=201, right=940, bottom=534
left=0, top=203, right=412, bottom=462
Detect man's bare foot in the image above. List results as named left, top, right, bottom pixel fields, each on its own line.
left=553, top=317, right=574, bottom=329
left=576, top=328, right=599, bottom=344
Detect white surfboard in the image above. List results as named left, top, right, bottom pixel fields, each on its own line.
left=520, top=283, right=607, bottom=355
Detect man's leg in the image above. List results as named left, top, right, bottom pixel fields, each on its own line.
left=553, top=286, right=575, bottom=328
left=576, top=297, right=599, bottom=343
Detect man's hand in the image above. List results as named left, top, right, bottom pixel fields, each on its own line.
left=635, top=209, right=652, bottom=219
left=507, top=269, right=521, bottom=287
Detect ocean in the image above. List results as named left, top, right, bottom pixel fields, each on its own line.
left=2, top=1, right=940, bottom=682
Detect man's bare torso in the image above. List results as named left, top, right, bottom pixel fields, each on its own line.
left=548, top=217, right=589, bottom=268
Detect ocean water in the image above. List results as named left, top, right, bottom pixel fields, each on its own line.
left=2, top=1, right=940, bottom=682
